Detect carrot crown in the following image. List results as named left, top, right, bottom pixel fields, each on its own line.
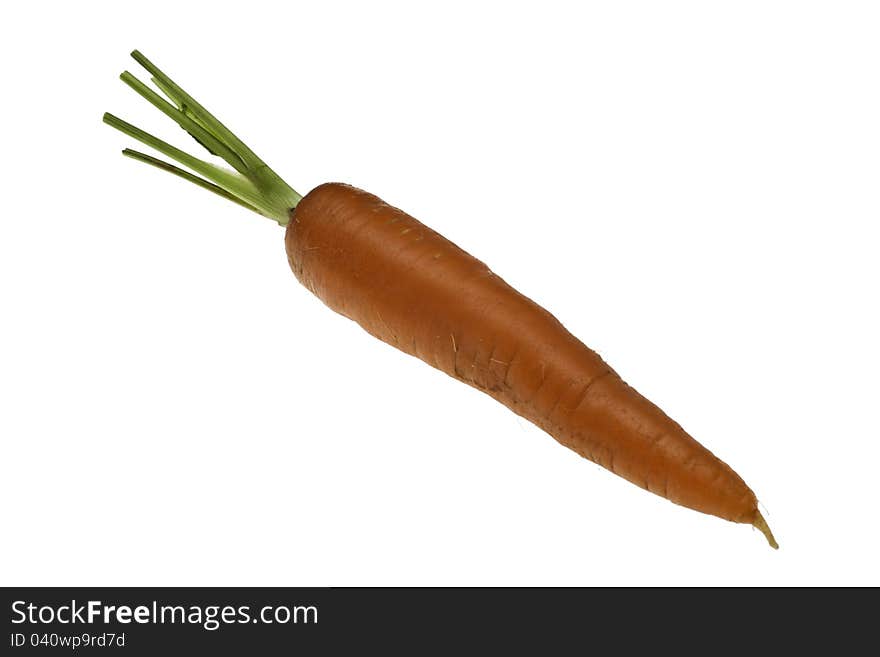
left=103, top=51, right=301, bottom=225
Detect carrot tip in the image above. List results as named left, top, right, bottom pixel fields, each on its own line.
left=753, top=511, right=779, bottom=549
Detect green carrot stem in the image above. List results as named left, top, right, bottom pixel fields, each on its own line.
left=119, top=71, right=247, bottom=173
left=122, top=149, right=263, bottom=214
left=103, top=50, right=301, bottom=225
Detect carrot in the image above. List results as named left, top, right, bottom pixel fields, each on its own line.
left=104, top=51, right=776, bottom=548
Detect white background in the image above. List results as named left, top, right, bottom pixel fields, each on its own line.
left=1, top=1, right=878, bottom=586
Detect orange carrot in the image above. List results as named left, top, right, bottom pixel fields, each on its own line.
left=104, top=51, right=776, bottom=548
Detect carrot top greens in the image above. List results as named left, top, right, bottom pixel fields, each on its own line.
left=104, top=51, right=301, bottom=225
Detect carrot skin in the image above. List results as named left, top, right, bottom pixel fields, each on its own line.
left=286, top=183, right=760, bottom=526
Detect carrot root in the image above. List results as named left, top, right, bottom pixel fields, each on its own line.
left=753, top=511, right=779, bottom=549
left=106, top=50, right=778, bottom=548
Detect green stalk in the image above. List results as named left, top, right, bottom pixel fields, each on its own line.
left=119, top=72, right=247, bottom=172
left=104, top=50, right=302, bottom=225
left=122, top=149, right=263, bottom=214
